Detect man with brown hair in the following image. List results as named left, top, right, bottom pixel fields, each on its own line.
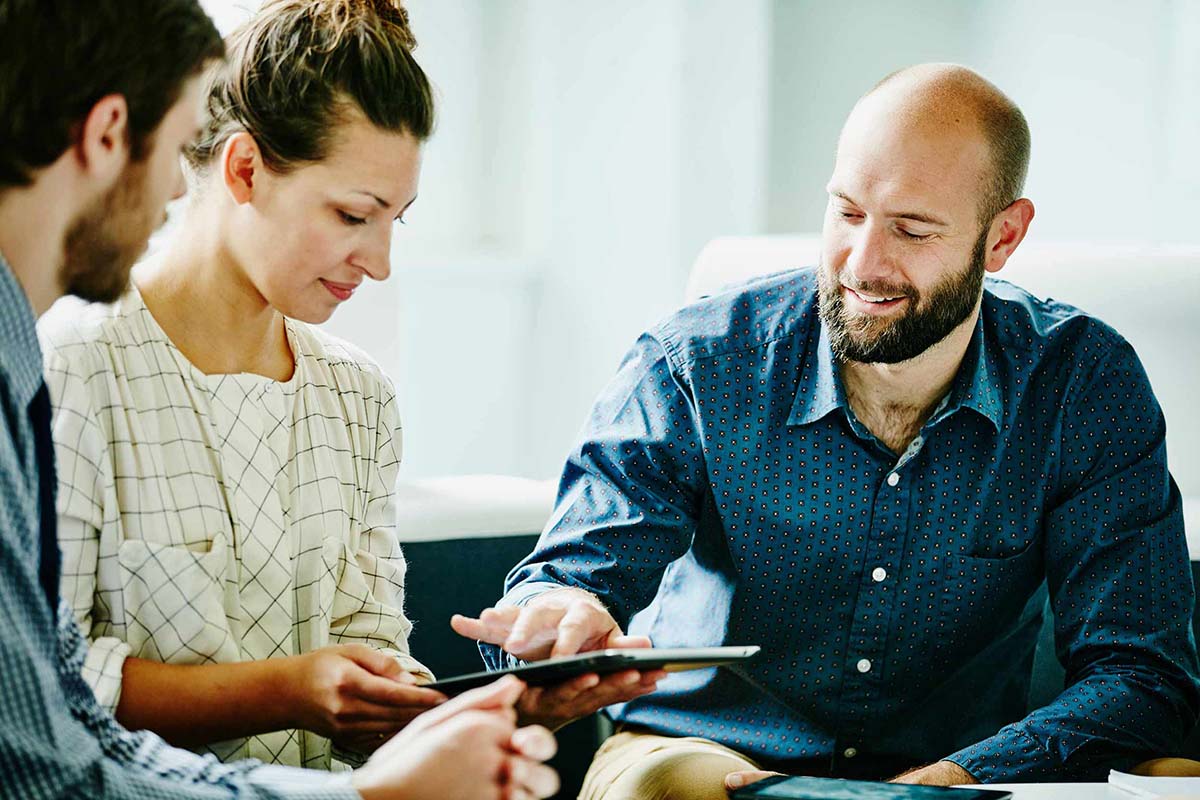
left=456, top=63, right=1200, bottom=798
left=0, top=2, right=558, bottom=798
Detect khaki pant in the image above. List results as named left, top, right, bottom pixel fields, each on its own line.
left=578, top=728, right=761, bottom=800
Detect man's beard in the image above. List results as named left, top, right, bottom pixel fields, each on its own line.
left=59, top=160, right=157, bottom=304
left=818, top=227, right=989, bottom=364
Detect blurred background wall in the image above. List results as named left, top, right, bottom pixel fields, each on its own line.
left=196, top=0, right=1200, bottom=480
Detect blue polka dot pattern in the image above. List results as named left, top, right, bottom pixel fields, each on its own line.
left=487, top=268, right=1200, bottom=783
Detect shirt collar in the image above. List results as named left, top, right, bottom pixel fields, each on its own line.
left=941, top=312, right=1003, bottom=432
left=0, top=249, right=45, bottom=408
left=787, top=312, right=1003, bottom=433
left=788, top=322, right=846, bottom=427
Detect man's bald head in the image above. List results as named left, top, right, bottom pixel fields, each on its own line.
left=845, top=63, right=1030, bottom=224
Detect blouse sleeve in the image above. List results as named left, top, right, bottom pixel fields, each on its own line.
left=43, top=343, right=131, bottom=711
left=327, top=377, right=432, bottom=682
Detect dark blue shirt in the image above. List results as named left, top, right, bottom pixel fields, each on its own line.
left=489, top=268, right=1200, bottom=782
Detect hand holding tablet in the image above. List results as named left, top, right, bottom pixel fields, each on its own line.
left=428, top=646, right=761, bottom=695
left=450, top=588, right=758, bottom=729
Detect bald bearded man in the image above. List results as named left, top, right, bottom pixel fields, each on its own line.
left=453, top=64, right=1200, bottom=796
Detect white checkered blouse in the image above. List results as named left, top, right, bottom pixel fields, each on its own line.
left=39, top=287, right=431, bottom=770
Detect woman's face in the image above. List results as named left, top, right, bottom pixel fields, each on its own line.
left=225, top=113, right=422, bottom=324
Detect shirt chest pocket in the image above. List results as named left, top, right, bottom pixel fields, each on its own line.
left=117, top=535, right=239, bottom=664
left=939, top=538, right=1043, bottom=651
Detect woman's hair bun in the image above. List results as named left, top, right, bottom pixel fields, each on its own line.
left=365, top=0, right=418, bottom=49
left=186, top=0, right=434, bottom=174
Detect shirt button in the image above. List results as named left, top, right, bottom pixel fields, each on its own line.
left=856, top=658, right=872, bottom=673
left=886, top=472, right=900, bottom=487
left=871, top=567, right=887, bottom=582
left=843, top=747, right=858, bottom=758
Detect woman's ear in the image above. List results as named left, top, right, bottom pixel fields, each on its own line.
left=220, top=132, right=263, bottom=205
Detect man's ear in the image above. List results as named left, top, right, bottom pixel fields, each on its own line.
left=77, top=94, right=130, bottom=182
left=983, top=198, right=1035, bottom=275
left=220, top=132, right=263, bottom=205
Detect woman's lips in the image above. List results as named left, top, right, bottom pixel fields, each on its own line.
left=320, top=279, right=357, bottom=301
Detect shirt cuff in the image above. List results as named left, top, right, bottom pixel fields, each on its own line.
left=500, top=581, right=574, bottom=609
left=81, top=635, right=132, bottom=712
left=946, top=726, right=1051, bottom=783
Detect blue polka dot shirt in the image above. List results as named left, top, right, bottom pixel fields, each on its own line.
left=488, top=268, right=1200, bottom=782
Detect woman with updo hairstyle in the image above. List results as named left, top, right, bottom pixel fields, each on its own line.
left=40, top=0, right=444, bottom=770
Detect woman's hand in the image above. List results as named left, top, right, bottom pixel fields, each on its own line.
left=284, top=643, right=445, bottom=745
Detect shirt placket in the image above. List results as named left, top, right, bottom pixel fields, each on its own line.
left=833, top=429, right=925, bottom=771
left=210, top=376, right=300, bottom=766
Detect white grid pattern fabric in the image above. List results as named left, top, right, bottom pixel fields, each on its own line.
left=39, top=287, right=431, bottom=770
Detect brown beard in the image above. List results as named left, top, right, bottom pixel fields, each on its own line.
left=818, top=226, right=989, bottom=364
left=59, top=160, right=157, bottom=304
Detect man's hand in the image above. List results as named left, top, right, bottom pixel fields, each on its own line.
left=451, top=588, right=666, bottom=729
left=514, top=667, right=664, bottom=731
left=892, top=761, right=978, bottom=785
left=351, top=675, right=559, bottom=800
left=451, top=588, right=645, bottom=660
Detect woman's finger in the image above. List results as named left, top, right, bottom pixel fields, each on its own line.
left=348, top=668, right=447, bottom=707
left=331, top=698, right=432, bottom=725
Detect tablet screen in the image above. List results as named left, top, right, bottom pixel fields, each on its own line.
left=730, top=776, right=1011, bottom=800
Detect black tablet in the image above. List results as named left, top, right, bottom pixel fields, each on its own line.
left=730, top=776, right=1011, bottom=800
left=427, top=645, right=760, bottom=695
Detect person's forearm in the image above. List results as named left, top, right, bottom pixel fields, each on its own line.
left=948, top=660, right=1198, bottom=782
left=117, top=656, right=302, bottom=747
left=892, top=761, right=977, bottom=785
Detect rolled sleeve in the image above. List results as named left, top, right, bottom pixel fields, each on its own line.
left=80, top=634, right=131, bottom=712
left=330, top=382, right=432, bottom=681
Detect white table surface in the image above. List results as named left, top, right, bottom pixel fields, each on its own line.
left=967, top=783, right=1123, bottom=799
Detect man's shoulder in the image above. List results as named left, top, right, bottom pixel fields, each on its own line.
left=653, top=267, right=818, bottom=368
left=983, top=277, right=1128, bottom=361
